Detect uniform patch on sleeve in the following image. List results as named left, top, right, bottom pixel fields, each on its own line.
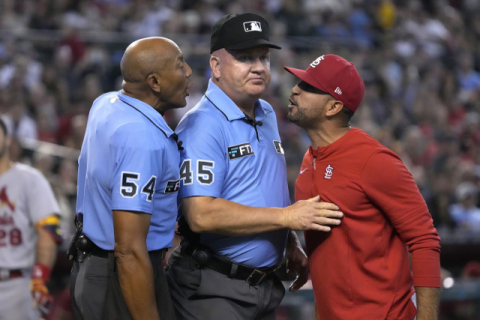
left=164, top=179, right=180, bottom=193
left=228, top=143, right=254, bottom=160
left=36, top=215, right=63, bottom=244
left=273, top=141, right=284, bottom=154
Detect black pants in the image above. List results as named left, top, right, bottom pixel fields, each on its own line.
left=70, top=250, right=175, bottom=320
left=165, top=247, right=285, bottom=320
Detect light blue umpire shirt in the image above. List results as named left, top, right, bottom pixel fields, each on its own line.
left=176, top=80, right=290, bottom=268
left=76, top=91, right=180, bottom=251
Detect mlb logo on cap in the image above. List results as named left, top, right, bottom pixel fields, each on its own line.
left=210, top=13, right=281, bottom=53
left=244, top=21, right=262, bottom=32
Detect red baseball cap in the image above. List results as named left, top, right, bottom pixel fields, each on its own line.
left=284, top=54, right=365, bottom=112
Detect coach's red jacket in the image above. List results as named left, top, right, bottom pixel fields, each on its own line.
left=295, top=128, right=441, bottom=320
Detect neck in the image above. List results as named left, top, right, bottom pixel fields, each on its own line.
left=306, top=122, right=351, bottom=150
left=121, top=86, right=166, bottom=115
left=236, top=99, right=257, bottom=118
left=0, top=157, right=12, bottom=175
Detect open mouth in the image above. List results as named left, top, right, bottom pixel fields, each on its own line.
left=289, top=98, right=297, bottom=107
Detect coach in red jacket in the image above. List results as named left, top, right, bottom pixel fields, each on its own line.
left=284, top=55, right=441, bottom=320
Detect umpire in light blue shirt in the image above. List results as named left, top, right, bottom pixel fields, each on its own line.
left=165, top=13, right=343, bottom=320
left=70, top=37, right=192, bottom=320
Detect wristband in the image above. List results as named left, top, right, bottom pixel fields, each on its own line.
left=32, top=264, right=51, bottom=282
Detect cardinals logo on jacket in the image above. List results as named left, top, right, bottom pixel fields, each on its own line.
left=324, top=165, right=334, bottom=179
left=0, top=187, right=15, bottom=211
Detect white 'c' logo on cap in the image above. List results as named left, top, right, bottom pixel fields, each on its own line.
left=310, top=55, right=325, bottom=68
left=243, top=21, right=262, bottom=32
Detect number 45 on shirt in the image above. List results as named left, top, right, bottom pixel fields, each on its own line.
left=180, top=159, right=214, bottom=186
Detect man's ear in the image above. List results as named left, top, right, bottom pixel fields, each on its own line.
left=147, top=73, right=161, bottom=93
left=325, top=100, right=344, bottom=117
left=210, top=55, right=221, bottom=80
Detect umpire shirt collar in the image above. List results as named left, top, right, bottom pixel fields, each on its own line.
left=117, top=91, right=174, bottom=138
left=204, top=79, right=272, bottom=122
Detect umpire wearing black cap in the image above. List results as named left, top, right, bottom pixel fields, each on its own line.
left=209, top=14, right=280, bottom=52
left=165, top=12, right=343, bottom=320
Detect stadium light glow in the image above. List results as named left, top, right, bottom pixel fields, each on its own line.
left=443, top=277, right=454, bottom=289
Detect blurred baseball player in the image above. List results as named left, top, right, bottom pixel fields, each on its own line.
left=0, top=118, right=62, bottom=320
left=286, top=55, right=441, bottom=319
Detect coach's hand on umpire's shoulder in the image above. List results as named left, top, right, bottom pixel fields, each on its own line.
left=282, top=195, right=343, bottom=231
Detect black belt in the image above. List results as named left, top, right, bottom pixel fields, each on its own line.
left=89, top=242, right=111, bottom=258
left=181, top=243, right=279, bottom=286
left=80, top=235, right=167, bottom=260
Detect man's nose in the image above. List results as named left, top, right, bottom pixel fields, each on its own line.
left=291, top=84, right=300, bottom=95
left=185, top=62, right=193, bottom=78
left=251, top=57, right=266, bottom=73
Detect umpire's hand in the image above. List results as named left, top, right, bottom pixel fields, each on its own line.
left=282, top=195, right=343, bottom=231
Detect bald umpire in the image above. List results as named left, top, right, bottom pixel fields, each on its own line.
left=165, top=13, right=343, bottom=320
left=70, top=37, right=192, bottom=320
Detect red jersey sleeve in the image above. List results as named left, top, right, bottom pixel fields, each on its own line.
left=361, top=150, right=441, bottom=288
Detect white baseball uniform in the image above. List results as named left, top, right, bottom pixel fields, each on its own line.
left=0, top=163, right=60, bottom=320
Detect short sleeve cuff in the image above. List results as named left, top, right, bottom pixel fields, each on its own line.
left=179, top=188, right=221, bottom=200
left=111, top=205, right=153, bottom=215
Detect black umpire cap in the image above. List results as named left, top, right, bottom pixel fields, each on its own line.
left=210, top=13, right=281, bottom=53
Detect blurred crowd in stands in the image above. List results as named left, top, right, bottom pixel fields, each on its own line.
left=1, top=0, right=480, bottom=317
